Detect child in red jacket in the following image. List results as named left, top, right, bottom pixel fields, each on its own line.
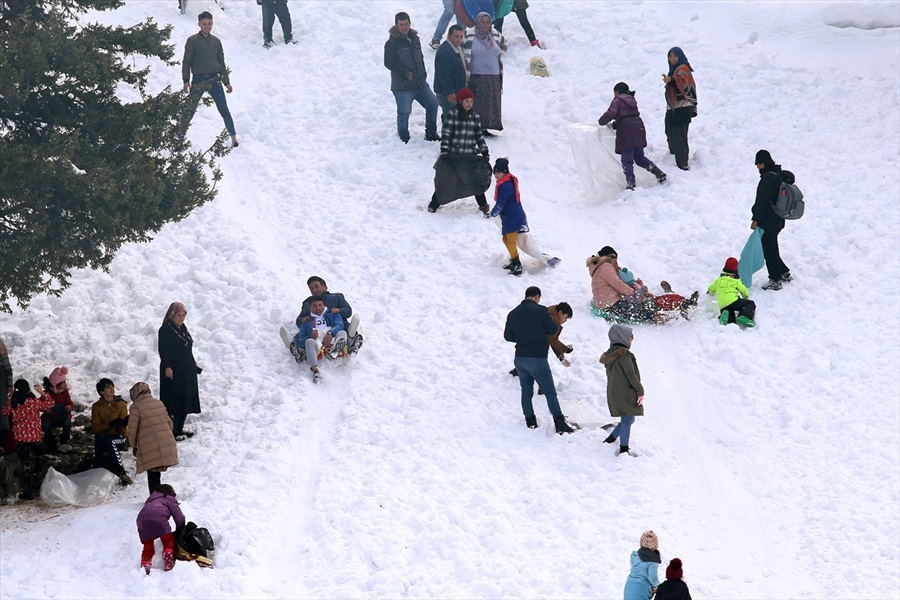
left=1, top=380, right=54, bottom=499
left=41, top=366, right=74, bottom=451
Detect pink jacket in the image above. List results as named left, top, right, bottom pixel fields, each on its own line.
left=587, top=255, right=636, bottom=308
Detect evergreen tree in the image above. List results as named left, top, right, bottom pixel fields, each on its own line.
left=0, top=0, right=226, bottom=312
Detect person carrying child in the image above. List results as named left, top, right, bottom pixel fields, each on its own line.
left=41, top=366, right=74, bottom=452
left=1, top=380, right=54, bottom=499
left=707, top=257, right=756, bottom=327
left=91, top=378, right=132, bottom=486
left=656, top=557, right=693, bottom=600
left=623, top=530, right=662, bottom=600
left=136, top=484, right=186, bottom=574
left=597, top=82, right=667, bottom=190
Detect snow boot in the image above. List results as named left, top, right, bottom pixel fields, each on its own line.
left=289, top=341, right=306, bottom=364
left=603, top=434, right=616, bottom=444
left=762, top=279, right=783, bottom=291
left=508, top=257, right=523, bottom=276
left=617, top=445, right=632, bottom=456
left=649, top=164, right=667, bottom=184
left=736, top=315, right=756, bottom=328
left=163, top=550, right=175, bottom=572
left=719, top=310, right=730, bottom=325
left=625, top=178, right=636, bottom=191
left=327, top=336, right=346, bottom=359
left=780, top=271, right=792, bottom=282
left=525, top=415, right=538, bottom=429
left=348, top=333, right=364, bottom=355
left=554, top=415, right=575, bottom=435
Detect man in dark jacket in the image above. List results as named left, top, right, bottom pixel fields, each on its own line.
left=384, top=12, right=439, bottom=144
left=751, top=149, right=791, bottom=290
left=504, top=287, right=574, bottom=434
left=433, top=25, right=467, bottom=120
left=296, top=276, right=363, bottom=355
left=182, top=11, right=238, bottom=147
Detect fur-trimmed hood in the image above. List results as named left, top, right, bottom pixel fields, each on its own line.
left=586, top=254, right=615, bottom=268
left=599, top=345, right=630, bottom=365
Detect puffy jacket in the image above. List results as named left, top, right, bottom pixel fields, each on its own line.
left=296, top=291, right=352, bottom=327
left=598, top=93, right=647, bottom=154
left=127, top=385, right=178, bottom=475
left=2, top=394, right=54, bottom=443
left=490, top=174, right=527, bottom=234
left=298, top=311, right=345, bottom=341
left=623, top=549, right=661, bottom=600
left=136, top=491, right=186, bottom=543
left=384, top=27, right=428, bottom=91
left=752, top=164, right=786, bottom=232
left=587, top=255, right=637, bottom=308
left=707, top=273, right=750, bottom=309
left=656, top=579, right=693, bottom=600
left=91, top=396, right=128, bottom=436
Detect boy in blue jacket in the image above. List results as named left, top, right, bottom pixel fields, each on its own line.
left=292, top=297, right=346, bottom=382
left=707, top=257, right=756, bottom=327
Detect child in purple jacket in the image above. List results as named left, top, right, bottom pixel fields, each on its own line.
left=598, top=82, right=667, bottom=190
left=136, top=484, right=185, bottom=574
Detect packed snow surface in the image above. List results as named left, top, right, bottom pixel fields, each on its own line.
left=2, top=1, right=899, bottom=598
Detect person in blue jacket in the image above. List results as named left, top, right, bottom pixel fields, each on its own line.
left=624, top=530, right=662, bottom=600
left=292, top=297, right=346, bottom=382
left=433, top=25, right=468, bottom=120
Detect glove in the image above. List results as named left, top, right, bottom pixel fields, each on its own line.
left=565, top=344, right=573, bottom=354
left=636, top=395, right=644, bottom=406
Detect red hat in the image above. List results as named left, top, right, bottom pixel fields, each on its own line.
left=723, top=257, right=739, bottom=274
left=455, top=87, right=474, bottom=102
left=666, top=558, right=683, bottom=581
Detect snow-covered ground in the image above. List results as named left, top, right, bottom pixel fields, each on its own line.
left=2, top=1, right=899, bottom=598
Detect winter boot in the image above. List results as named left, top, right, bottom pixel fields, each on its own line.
left=554, top=415, right=575, bottom=435
left=163, top=550, right=175, bottom=572
left=525, top=415, right=538, bottom=429
left=289, top=341, right=306, bottom=364
left=719, top=310, right=730, bottom=325
left=736, top=315, right=756, bottom=328
left=327, top=336, right=346, bottom=359
left=479, top=204, right=491, bottom=217
left=762, top=279, right=783, bottom=291
left=509, top=368, right=518, bottom=377
left=603, top=434, right=616, bottom=444
left=649, top=164, right=667, bottom=184
left=780, top=271, right=792, bottom=282
left=348, top=333, right=364, bottom=355
left=508, top=257, right=523, bottom=276
left=118, top=473, right=133, bottom=486
left=625, top=178, right=636, bottom=191
left=617, top=445, right=632, bottom=456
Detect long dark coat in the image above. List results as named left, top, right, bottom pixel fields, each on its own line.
left=158, top=321, right=201, bottom=416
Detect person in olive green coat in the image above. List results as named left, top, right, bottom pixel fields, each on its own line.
left=599, top=324, right=644, bottom=456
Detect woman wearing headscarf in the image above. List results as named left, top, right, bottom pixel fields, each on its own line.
left=463, top=12, right=507, bottom=135
left=599, top=324, right=645, bottom=457
left=158, top=302, right=201, bottom=440
left=662, top=47, right=697, bottom=171
left=127, top=382, right=178, bottom=495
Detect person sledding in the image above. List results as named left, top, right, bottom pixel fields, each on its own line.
left=289, top=297, right=348, bottom=383
left=587, top=247, right=665, bottom=324
left=428, top=88, right=492, bottom=215
left=294, top=276, right=363, bottom=355
left=489, top=157, right=561, bottom=276
left=707, top=257, right=756, bottom=327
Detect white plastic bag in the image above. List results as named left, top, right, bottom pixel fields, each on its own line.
left=40, top=467, right=119, bottom=507
left=565, top=123, right=654, bottom=203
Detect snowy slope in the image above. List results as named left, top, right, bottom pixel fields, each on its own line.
left=1, top=1, right=899, bottom=598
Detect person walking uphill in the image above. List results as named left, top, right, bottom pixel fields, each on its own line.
left=752, top=149, right=793, bottom=290
left=127, top=383, right=178, bottom=496
left=504, top=286, right=575, bottom=434
left=599, top=324, right=644, bottom=456
left=182, top=11, right=238, bottom=148
left=384, top=12, right=439, bottom=144
left=663, top=47, right=697, bottom=171
left=598, top=83, right=666, bottom=190
left=623, top=530, right=662, bottom=600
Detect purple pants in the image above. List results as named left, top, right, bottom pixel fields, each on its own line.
left=620, top=147, right=652, bottom=186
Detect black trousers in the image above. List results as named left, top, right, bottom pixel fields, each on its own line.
left=761, top=226, right=789, bottom=281
left=664, top=112, right=690, bottom=168
left=493, top=8, right=536, bottom=43
left=722, top=298, right=756, bottom=322
left=428, top=192, right=487, bottom=211
left=261, top=0, right=292, bottom=42
left=17, top=442, right=45, bottom=495
left=148, top=470, right=162, bottom=496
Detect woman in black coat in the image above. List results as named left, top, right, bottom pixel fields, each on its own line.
left=158, top=302, right=200, bottom=440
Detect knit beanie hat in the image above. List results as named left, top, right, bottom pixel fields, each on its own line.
left=598, top=246, right=617, bottom=258
left=640, top=530, right=659, bottom=550
left=665, top=558, right=683, bottom=581
left=723, top=257, right=739, bottom=274
left=754, top=149, right=773, bottom=166
left=96, top=378, right=115, bottom=395
left=49, top=366, right=68, bottom=387
left=456, top=87, right=474, bottom=102
left=493, top=157, right=510, bottom=174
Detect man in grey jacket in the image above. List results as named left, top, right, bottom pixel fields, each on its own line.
left=383, top=12, right=439, bottom=144
left=182, top=11, right=238, bottom=147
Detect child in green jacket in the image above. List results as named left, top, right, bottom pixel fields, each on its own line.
left=708, top=257, right=756, bottom=327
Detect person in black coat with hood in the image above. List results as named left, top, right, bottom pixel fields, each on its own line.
left=751, top=149, right=792, bottom=290
left=158, top=302, right=201, bottom=440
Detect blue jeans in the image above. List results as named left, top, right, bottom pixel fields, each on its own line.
left=432, top=0, right=458, bottom=42
left=393, top=80, right=438, bottom=141
left=513, top=356, right=562, bottom=418
left=610, top=415, right=636, bottom=447
left=620, top=147, right=652, bottom=186
left=185, top=74, right=237, bottom=136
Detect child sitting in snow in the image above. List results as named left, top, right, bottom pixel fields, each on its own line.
left=1, top=380, right=54, bottom=499
left=707, top=257, right=756, bottom=327
left=136, top=484, right=185, bottom=574
left=655, top=557, right=693, bottom=600
left=40, top=366, right=74, bottom=452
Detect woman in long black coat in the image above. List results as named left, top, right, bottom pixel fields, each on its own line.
left=158, top=302, right=200, bottom=440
